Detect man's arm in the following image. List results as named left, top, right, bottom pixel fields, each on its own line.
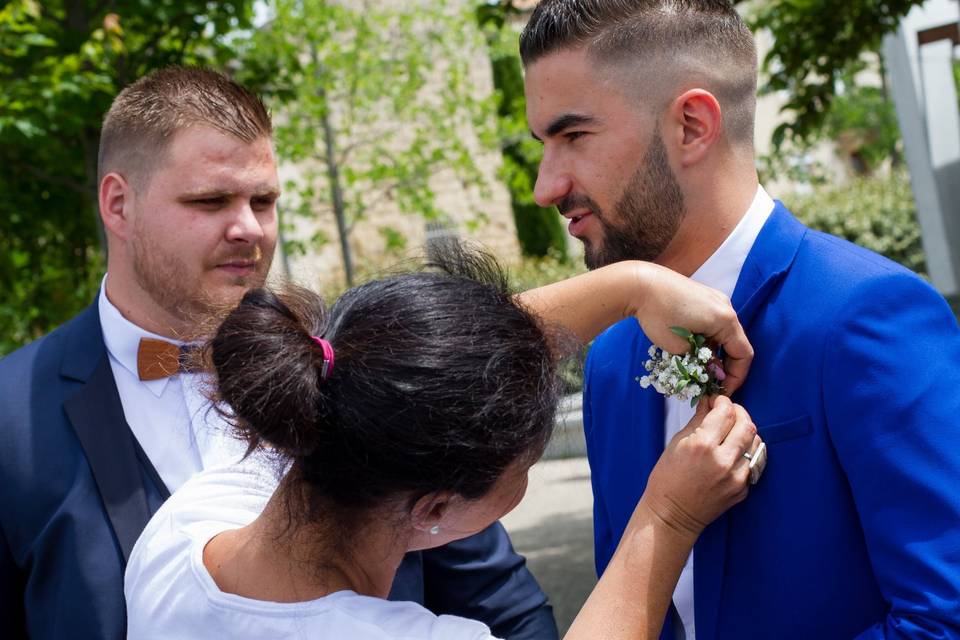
left=421, top=522, right=559, bottom=640
left=824, top=273, right=960, bottom=638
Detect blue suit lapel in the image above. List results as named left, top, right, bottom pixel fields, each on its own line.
left=61, top=302, right=168, bottom=564
left=730, top=203, right=807, bottom=326
left=694, top=203, right=806, bottom=637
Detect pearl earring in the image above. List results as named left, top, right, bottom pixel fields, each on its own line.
left=429, top=525, right=440, bottom=535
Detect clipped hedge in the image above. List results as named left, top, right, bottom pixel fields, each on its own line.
left=783, top=170, right=927, bottom=277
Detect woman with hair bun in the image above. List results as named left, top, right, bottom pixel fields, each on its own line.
left=125, top=245, right=760, bottom=640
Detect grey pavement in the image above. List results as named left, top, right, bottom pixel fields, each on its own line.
left=501, top=456, right=596, bottom=636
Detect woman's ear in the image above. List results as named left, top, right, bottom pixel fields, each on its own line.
left=667, top=88, right=723, bottom=168
left=410, top=491, right=456, bottom=534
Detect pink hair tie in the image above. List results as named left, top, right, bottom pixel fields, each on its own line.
left=310, top=336, right=335, bottom=381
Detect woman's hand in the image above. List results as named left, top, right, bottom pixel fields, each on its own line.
left=635, top=396, right=760, bottom=539
left=632, top=263, right=752, bottom=394
left=565, top=396, right=761, bottom=640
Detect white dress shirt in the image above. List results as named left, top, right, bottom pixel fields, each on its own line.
left=663, top=185, right=775, bottom=638
left=98, top=279, right=248, bottom=492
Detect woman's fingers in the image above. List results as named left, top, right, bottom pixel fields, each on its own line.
left=720, top=403, right=757, bottom=452
left=691, top=395, right=736, bottom=445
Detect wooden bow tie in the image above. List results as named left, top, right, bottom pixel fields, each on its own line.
left=137, top=338, right=196, bottom=381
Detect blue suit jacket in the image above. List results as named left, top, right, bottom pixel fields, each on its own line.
left=0, top=300, right=557, bottom=639
left=584, top=204, right=960, bottom=639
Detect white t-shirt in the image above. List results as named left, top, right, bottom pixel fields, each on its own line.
left=125, top=462, right=499, bottom=640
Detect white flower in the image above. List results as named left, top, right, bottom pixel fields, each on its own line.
left=635, top=328, right=725, bottom=406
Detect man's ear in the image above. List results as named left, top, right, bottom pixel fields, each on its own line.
left=99, top=172, right=135, bottom=241
left=410, top=491, right=456, bottom=533
left=667, top=89, right=723, bottom=168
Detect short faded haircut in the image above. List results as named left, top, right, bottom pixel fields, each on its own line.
left=98, top=66, right=272, bottom=188
left=520, top=0, right=758, bottom=145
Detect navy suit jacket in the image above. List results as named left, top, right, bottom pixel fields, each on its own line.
left=584, top=204, right=960, bottom=639
left=0, top=300, right=557, bottom=639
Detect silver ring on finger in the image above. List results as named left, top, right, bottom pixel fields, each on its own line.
left=747, top=442, right=767, bottom=485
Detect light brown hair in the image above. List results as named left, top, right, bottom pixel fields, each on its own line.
left=98, top=66, right=272, bottom=188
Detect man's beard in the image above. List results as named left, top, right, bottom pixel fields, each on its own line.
left=131, top=228, right=271, bottom=326
left=566, top=134, right=686, bottom=270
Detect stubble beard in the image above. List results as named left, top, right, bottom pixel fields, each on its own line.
left=131, top=226, right=271, bottom=329
left=582, top=134, right=686, bottom=270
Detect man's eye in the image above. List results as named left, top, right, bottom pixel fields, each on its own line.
left=251, top=197, right=276, bottom=210
left=566, top=131, right=586, bottom=142
left=191, top=198, right=225, bottom=207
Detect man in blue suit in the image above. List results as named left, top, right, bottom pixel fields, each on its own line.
left=521, top=1, right=960, bottom=638
left=0, top=66, right=557, bottom=639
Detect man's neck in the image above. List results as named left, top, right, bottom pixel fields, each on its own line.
left=104, top=271, right=191, bottom=339
left=656, top=176, right=759, bottom=277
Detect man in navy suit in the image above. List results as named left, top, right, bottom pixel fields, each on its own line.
left=521, top=1, right=960, bottom=638
left=0, top=66, right=557, bottom=639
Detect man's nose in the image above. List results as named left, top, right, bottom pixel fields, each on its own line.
left=533, top=151, right=572, bottom=208
left=226, top=203, right=266, bottom=244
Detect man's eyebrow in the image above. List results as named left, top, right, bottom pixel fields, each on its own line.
left=531, top=113, right=600, bottom=141
left=177, top=187, right=281, bottom=201
left=252, top=187, right=281, bottom=199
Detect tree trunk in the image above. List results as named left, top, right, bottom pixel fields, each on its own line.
left=878, top=52, right=903, bottom=169
left=311, top=46, right=354, bottom=286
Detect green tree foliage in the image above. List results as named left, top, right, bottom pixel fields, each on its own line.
left=0, top=0, right=253, bottom=355
left=476, top=1, right=567, bottom=260
left=742, top=0, right=926, bottom=147
left=824, top=66, right=902, bottom=175
left=237, top=0, right=498, bottom=286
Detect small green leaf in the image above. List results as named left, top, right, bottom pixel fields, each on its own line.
left=670, top=326, right=693, bottom=339
left=690, top=396, right=700, bottom=408
left=674, top=357, right=688, bottom=377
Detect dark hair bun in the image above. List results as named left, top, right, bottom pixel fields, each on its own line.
left=210, top=287, right=331, bottom=457
left=209, top=243, right=559, bottom=518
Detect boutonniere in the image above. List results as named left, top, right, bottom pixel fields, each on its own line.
left=636, top=327, right=727, bottom=407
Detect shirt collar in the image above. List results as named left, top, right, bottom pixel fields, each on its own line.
left=689, top=185, right=775, bottom=298
left=98, top=275, right=184, bottom=397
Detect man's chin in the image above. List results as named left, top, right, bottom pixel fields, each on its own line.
left=193, top=281, right=256, bottom=316
left=583, top=244, right=606, bottom=271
